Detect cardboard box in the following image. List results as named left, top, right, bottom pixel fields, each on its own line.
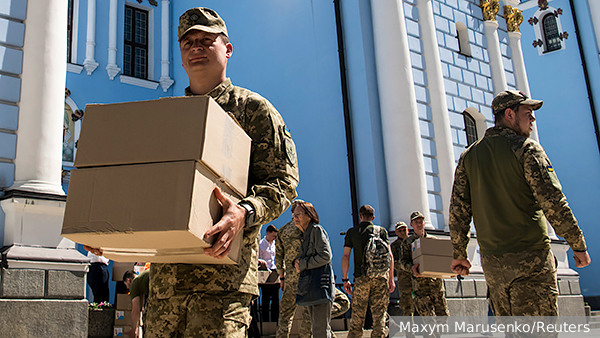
left=261, top=322, right=277, bottom=335
left=413, top=254, right=456, bottom=279
left=411, top=237, right=453, bottom=259
left=75, top=96, right=251, bottom=197
left=114, top=310, right=132, bottom=326
left=112, top=262, right=135, bottom=282
left=62, top=160, right=243, bottom=264
left=258, top=270, right=280, bottom=284
left=116, top=294, right=132, bottom=310
left=113, top=326, right=132, bottom=338
left=330, top=318, right=347, bottom=331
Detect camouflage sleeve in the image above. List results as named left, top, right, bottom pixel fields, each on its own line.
left=242, top=98, right=299, bottom=226
left=449, top=153, right=472, bottom=260
left=275, top=223, right=288, bottom=275
left=390, top=240, right=401, bottom=262
left=521, top=141, right=587, bottom=251
left=399, top=238, right=415, bottom=272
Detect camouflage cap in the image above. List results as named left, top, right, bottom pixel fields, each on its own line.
left=178, top=7, right=228, bottom=42
left=410, top=211, right=424, bottom=221
left=492, top=90, right=543, bottom=115
left=395, top=221, right=408, bottom=230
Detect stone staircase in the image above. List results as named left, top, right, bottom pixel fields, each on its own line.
left=590, top=310, right=600, bottom=329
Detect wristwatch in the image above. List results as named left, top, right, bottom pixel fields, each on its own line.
left=238, top=201, right=255, bottom=227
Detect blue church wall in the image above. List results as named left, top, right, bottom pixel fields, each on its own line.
left=521, top=0, right=600, bottom=297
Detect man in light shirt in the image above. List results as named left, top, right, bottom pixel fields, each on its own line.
left=86, top=249, right=110, bottom=304
left=259, top=224, right=279, bottom=322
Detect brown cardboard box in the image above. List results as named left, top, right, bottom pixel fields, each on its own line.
left=413, top=254, right=456, bottom=279
left=330, top=318, right=347, bottom=331
left=112, top=262, right=135, bottom=282
left=61, top=160, right=243, bottom=264
left=411, top=237, right=453, bottom=259
left=74, top=96, right=251, bottom=197
left=113, top=326, right=132, bottom=338
left=116, top=294, right=132, bottom=310
left=114, top=310, right=131, bottom=326
left=261, top=322, right=277, bottom=335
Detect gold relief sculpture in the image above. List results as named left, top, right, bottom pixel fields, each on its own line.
left=504, top=5, right=524, bottom=32
left=480, top=0, right=500, bottom=22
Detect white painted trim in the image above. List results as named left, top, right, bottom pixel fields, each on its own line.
left=532, top=6, right=566, bottom=55
left=456, top=22, right=471, bottom=56
left=69, top=0, right=79, bottom=63
left=371, top=0, right=431, bottom=227
left=159, top=0, right=173, bottom=92
left=484, top=20, right=508, bottom=94
left=464, top=107, right=488, bottom=142
left=517, top=0, right=557, bottom=11
left=417, top=0, right=456, bottom=230
left=125, top=1, right=155, bottom=80
left=119, top=75, right=159, bottom=89
left=106, top=0, right=120, bottom=80
left=66, top=63, right=83, bottom=74
left=63, top=97, right=82, bottom=167
left=83, top=0, right=98, bottom=75
left=6, top=260, right=90, bottom=272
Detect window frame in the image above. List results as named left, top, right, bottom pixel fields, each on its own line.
left=123, top=4, right=149, bottom=79
left=531, top=6, right=566, bottom=55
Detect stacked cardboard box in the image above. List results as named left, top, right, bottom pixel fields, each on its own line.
left=112, top=262, right=135, bottom=282
left=411, top=237, right=456, bottom=278
left=61, top=96, right=251, bottom=264
left=114, top=294, right=133, bottom=337
left=113, top=326, right=132, bottom=338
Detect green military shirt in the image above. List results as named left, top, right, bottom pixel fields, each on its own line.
left=151, top=79, right=299, bottom=298
left=344, top=221, right=389, bottom=278
left=390, top=237, right=413, bottom=289
left=449, top=126, right=587, bottom=259
left=130, top=269, right=150, bottom=300
left=275, top=219, right=303, bottom=281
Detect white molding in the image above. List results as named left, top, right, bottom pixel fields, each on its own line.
left=83, top=0, right=98, bottom=75
left=66, top=63, right=83, bottom=74
left=69, top=0, right=80, bottom=63
left=484, top=20, right=508, bottom=94
left=106, top=0, right=120, bottom=80
left=531, top=6, right=566, bottom=56
left=120, top=75, right=159, bottom=89
left=159, top=0, right=173, bottom=92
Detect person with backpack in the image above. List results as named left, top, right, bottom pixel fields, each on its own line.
left=341, top=205, right=395, bottom=338
left=399, top=211, right=448, bottom=338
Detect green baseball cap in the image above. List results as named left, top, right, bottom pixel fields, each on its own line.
left=395, top=221, right=408, bottom=230
left=410, top=211, right=424, bottom=221
left=178, top=7, right=228, bottom=42
left=492, top=90, right=543, bottom=115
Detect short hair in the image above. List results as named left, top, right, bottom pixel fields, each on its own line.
left=266, top=224, right=278, bottom=233
left=122, top=270, right=135, bottom=282
left=219, top=33, right=229, bottom=44
left=359, top=205, right=375, bottom=219
left=290, top=199, right=305, bottom=213
left=494, top=103, right=520, bottom=124
left=297, top=201, right=320, bottom=224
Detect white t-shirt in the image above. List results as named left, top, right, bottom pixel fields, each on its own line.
left=87, top=251, right=109, bottom=265
left=258, top=237, right=276, bottom=270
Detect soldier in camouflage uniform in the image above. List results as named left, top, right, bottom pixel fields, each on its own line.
left=449, top=90, right=591, bottom=321
left=145, top=8, right=299, bottom=338
left=342, top=205, right=395, bottom=338
left=399, top=212, right=448, bottom=338
left=275, top=200, right=311, bottom=338
left=390, top=222, right=415, bottom=338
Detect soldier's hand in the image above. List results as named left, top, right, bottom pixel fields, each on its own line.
left=388, top=278, right=396, bottom=293
left=343, top=280, right=353, bottom=295
left=451, top=258, right=472, bottom=276
left=573, top=251, right=591, bottom=268
left=203, top=187, right=246, bottom=259
left=280, top=278, right=285, bottom=291
left=83, top=245, right=103, bottom=256
left=411, top=264, right=422, bottom=277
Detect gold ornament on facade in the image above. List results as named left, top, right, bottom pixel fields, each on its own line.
left=504, top=6, right=523, bottom=32
left=480, top=0, right=500, bottom=22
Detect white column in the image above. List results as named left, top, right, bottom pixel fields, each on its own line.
left=509, top=31, right=540, bottom=141
left=417, top=0, right=456, bottom=228
left=10, top=0, right=67, bottom=195
left=371, top=0, right=430, bottom=225
left=83, top=0, right=98, bottom=75
left=159, top=0, right=174, bottom=92
left=484, top=21, right=508, bottom=94
left=106, top=0, right=120, bottom=80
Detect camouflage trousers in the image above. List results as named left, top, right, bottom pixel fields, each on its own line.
left=276, top=274, right=311, bottom=338
left=347, top=275, right=389, bottom=338
left=412, top=278, right=448, bottom=338
left=398, top=290, right=414, bottom=317
left=144, top=290, right=252, bottom=338
left=482, top=248, right=558, bottom=317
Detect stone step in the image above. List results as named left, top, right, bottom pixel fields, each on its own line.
left=591, top=310, right=600, bottom=317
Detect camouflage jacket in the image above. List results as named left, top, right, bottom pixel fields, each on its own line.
left=151, top=79, right=299, bottom=298
left=390, top=237, right=413, bottom=289
left=275, top=220, right=303, bottom=282
left=449, top=126, right=587, bottom=260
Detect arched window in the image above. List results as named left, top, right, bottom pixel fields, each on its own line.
left=456, top=22, right=471, bottom=57
left=463, top=112, right=478, bottom=146
left=542, top=14, right=561, bottom=52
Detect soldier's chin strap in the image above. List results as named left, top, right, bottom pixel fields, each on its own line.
left=455, top=274, right=464, bottom=295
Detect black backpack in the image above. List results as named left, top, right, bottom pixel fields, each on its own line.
left=362, top=226, right=391, bottom=278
